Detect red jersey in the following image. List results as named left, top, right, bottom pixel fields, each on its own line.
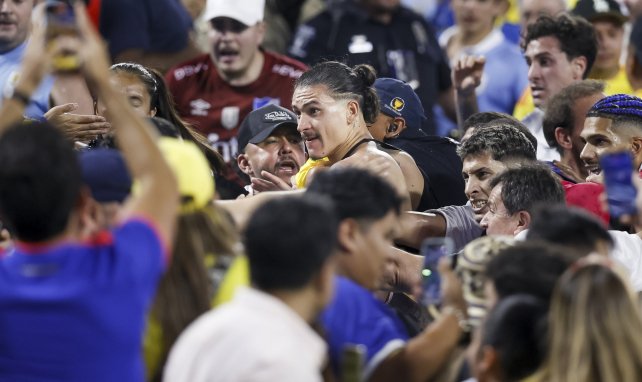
left=165, top=51, right=307, bottom=162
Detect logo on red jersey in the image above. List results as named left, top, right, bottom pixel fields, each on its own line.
left=190, top=99, right=211, bottom=117
left=221, top=106, right=240, bottom=130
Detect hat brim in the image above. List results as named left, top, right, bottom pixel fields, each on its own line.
left=248, top=121, right=298, bottom=146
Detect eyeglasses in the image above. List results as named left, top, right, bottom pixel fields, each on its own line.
left=210, top=18, right=249, bottom=34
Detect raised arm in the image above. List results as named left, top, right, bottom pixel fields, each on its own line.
left=452, top=55, right=485, bottom=132
left=0, top=5, right=49, bottom=131
left=75, top=2, right=179, bottom=245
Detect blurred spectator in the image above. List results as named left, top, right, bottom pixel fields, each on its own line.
left=289, top=0, right=456, bottom=135
left=263, top=0, right=325, bottom=53
left=520, top=14, right=597, bottom=161
left=0, top=0, right=55, bottom=119
left=166, top=0, right=307, bottom=195
left=572, top=0, right=632, bottom=95
left=484, top=241, right=575, bottom=307
left=519, top=0, right=566, bottom=29
left=623, top=0, right=642, bottom=20
left=0, top=4, right=179, bottom=379
left=164, top=196, right=339, bottom=382
left=144, top=138, right=246, bottom=381
left=78, top=148, right=132, bottom=237
left=467, top=295, right=548, bottom=382
left=372, top=77, right=467, bottom=210
left=236, top=104, right=306, bottom=194
left=537, top=257, right=642, bottom=382
left=436, top=0, right=528, bottom=136
left=626, top=17, right=642, bottom=96
left=543, top=80, right=605, bottom=183
left=527, top=204, right=614, bottom=256
left=87, top=0, right=202, bottom=72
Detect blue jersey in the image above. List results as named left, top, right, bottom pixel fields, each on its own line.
left=0, top=219, right=166, bottom=382
left=0, top=41, right=54, bottom=120
left=435, top=29, right=528, bottom=136
left=321, top=277, right=408, bottom=378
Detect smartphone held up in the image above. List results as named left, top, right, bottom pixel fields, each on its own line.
left=600, top=150, right=639, bottom=219
left=420, top=237, right=454, bottom=307
left=45, top=0, right=80, bottom=73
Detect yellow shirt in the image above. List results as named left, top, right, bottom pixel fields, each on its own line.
left=294, top=158, right=331, bottom=189
left=594, top=66, right=634, bottom=96
left=513, top=87, right=535, bottom=121
left=144, top=256, right=250, bottom=379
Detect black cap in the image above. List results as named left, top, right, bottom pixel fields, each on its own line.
left=237, top=104, right=298, bottom=153
left=573, top=0, right=628, bottom=24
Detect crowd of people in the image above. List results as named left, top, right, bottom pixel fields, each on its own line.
left=2, top=0, right=642, bottom=381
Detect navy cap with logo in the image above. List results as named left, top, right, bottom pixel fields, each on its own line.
left=237, top=104, right=299, bottom=153
left=374, top=78, right=427, bottom=131
left=572, top=0, right=628, bottom=24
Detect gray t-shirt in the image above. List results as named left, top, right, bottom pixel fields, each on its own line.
left=430, top=204, right=484, bottom=252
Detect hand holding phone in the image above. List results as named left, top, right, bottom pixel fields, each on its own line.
left=45, top=0, right=80, bottom=73
left=420, top=237, right=454, bottom=306
left=600, top=150, right=638, bottom=219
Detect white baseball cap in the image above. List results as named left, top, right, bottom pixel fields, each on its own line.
left=204, top=0, right=265, bottom=26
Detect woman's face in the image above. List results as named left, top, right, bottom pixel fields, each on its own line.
left=95, top=72, right=156, bottom=118
left=291, top=84, right=352, bottom=160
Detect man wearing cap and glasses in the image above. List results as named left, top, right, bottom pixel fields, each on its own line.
left=165, top=0, right=308, bottom=191
left=572, top=0, right=633, bottom=95
left=236, top=104, right=307, bottom=195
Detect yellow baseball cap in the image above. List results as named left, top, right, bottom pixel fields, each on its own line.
left=158, top=137, right=215, bottom=213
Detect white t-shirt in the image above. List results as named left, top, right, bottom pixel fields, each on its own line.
left=609, top=231, right=642, bottom=291
left=517, top=229, right=642, bottom=291
left=163, top=287, right=327, bottom=382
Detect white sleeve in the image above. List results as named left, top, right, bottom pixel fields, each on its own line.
left=609, top=231, right=642, bottom=291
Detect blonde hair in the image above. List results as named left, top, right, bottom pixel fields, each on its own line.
left=540, top=258, right=642, bottom=382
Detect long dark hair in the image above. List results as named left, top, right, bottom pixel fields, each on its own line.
left=149, top=205, right=241, bottom=382
left=294, top=61, right=380, bottom=124
left=109, top=63, right=226, bottom=173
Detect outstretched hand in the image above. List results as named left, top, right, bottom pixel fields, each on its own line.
left=45, top=103, right=111, bottom=143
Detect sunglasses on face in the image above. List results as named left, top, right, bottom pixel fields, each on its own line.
left=210, top=18, right=249, bottom=34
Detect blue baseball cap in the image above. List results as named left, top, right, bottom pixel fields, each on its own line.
left=79, top=149, right=132, bottom=203
left=374, top=78, right=427, bottom=131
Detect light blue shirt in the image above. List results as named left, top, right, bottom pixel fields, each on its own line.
left=435, top=29, right=529, bottom=136
left=0, top=41, right=55, bottom=120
